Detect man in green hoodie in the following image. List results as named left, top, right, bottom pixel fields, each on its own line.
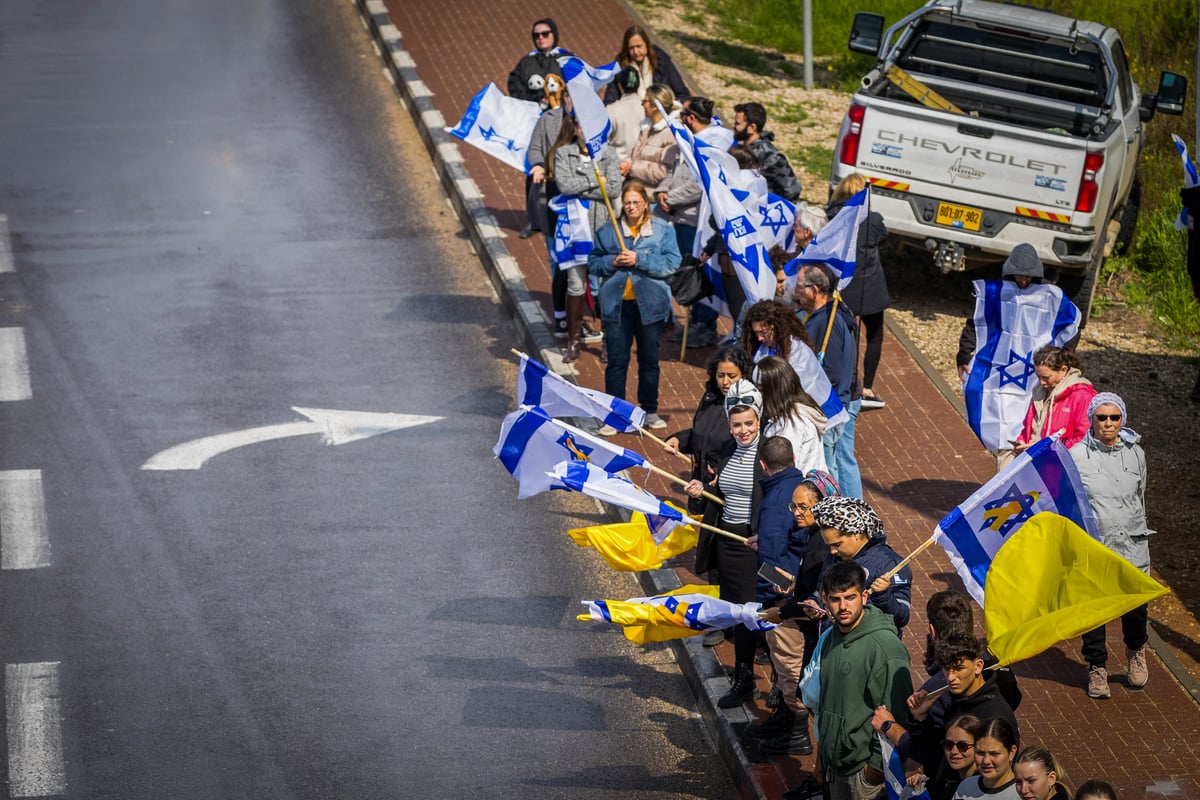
left=817, top=561, right=913, bottom=800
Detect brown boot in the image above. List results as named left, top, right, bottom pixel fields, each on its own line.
left=563, top=294, right=585, bottom=362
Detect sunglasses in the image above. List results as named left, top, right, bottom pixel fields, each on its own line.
left=943, top=740, right=973, bottom=753
left=1094, top=413, right=1122, bottom=422
left=725, top=394, right=759, bottom=409
left=532, top=30, right=553, bottom=38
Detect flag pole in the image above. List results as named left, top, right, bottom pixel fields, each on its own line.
left=876, top=535, right=938, bottom=584
left=592, top=163, right=628, bottom=254
left=642, top=462, right=724, bottom=506
left=694, top=519, right=749, bottom=544
left=818, top=293, right=841, bottom=363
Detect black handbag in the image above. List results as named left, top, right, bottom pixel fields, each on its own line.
left=668, top=261, right=714, bottom=306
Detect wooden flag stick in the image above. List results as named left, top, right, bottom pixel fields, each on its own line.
left=695, top=519, right=749, bottom=544
left=643, top=462, right=724, bottom=507
left=877, top=535, right=938, bottom=584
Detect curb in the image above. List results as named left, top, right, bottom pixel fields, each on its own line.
left=349, top=2, right=770, bottom=798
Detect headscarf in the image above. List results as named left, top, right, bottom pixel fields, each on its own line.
left=803, top=469, right=842, bottom=501
left=812, top=496, right=883, bottom=539
left=1088, top=391, right=1127, bottom=424
left=723, top=379, right=763, bottom=418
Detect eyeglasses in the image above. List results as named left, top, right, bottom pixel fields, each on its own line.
left=532, top=30, right=553, bottom=38
left=1094, top=413, right=1122, bottom=422
left=724, top=394, right=758, bottom=409
left=788, top=502, right=812, bottom=514
left=943, top=740, right=973, bottom=753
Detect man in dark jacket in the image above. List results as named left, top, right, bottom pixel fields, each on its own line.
left=732, top=102, right=802, bottom=202
left=1180, top=185, right=1200, bottom=401
left=742, top=437, right=811, bottom=755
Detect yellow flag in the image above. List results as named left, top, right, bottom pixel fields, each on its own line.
left=984, top=512, right=1169, bottom=666
left=567, top=506, right=698, bottom=572
left=577, top=584, right=721, bottom=645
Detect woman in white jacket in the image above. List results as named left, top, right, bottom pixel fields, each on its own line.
left=1069, top=391, right=1152, bottom=699
left=753, top=355, right=827, bottom=474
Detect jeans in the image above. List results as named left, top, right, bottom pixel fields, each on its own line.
left=604, top=300, right=665, bottom=413
left=822, top=399, right=862, bottom=499
left=1082, top=603, right=1149, bottom=666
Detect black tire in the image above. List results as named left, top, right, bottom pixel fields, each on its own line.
left=1113, top=173, right=1141, bottom=255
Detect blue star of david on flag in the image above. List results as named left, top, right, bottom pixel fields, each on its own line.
left=558, top=431, right=594, bottom=461
left=980, top=483, right=1039, bottom=536
left=996, top=349, right=1036, bottom=389
left=760, top=202, right=789, bottom=237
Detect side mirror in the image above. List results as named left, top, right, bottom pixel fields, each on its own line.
left=1154, top=71, right=1188, bottom=115
left=849, top=12, right=885, bottom=56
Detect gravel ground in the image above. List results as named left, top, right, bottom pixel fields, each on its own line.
left=631, top=0, right=1200, bottom=674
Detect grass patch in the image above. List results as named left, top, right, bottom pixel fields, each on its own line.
left=790, top=145, right=836, bottom=180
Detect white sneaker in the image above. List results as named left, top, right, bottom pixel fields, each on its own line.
left=1127, top=647, right=1149, bottom=688
left=1087, top=665, right=1111, bottom=699
left=596, top=424, right=619, bottom=437
left=643, top=413, right=668, bottom=430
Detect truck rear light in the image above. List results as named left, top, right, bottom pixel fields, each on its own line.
left=1075, top=151, right=1104, bottom=213
left=839, top=103, right=866, bottom=166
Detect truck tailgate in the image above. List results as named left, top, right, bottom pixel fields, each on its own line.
left=855, top=99, right=1088, bottom=216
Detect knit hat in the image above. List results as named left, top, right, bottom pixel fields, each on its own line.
left=723, top=379, right=763, bottom=418
left=1002, top=243, right=1044, bottom=279
left=1088, top=391, right=1127, bottom=424
left=812, top=496, right=883, bottom=538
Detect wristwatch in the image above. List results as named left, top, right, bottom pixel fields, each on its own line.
left=881, top=720, right=895, bottom=734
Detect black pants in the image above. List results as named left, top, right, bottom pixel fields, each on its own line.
left=1081, top=603, right=1148, bottom=666
left=716, top=522, right=758, bottom=666
left=860, top=310, right=885, bottom=390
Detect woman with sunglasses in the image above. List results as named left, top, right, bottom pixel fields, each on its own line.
left=1069, top=392, right=1153, bottom=699
left=684, top=380, right=765, bottom=708
left=925, top=714, right=983, bottom=800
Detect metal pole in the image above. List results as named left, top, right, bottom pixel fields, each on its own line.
left=804, top=0, right=814, bottom=90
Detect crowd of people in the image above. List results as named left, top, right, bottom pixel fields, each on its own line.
left=505, top=18, right=1156, bottom=800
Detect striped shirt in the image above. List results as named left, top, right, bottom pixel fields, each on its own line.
left=718, top=437, right=759, bottom=525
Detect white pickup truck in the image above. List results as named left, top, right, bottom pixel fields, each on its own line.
left=832, top=0, right=1187, bottom=320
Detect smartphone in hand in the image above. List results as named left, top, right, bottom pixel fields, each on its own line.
left=757, top=562, right=795, bottom=593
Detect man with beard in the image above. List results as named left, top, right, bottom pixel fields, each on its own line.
left=732, top=101, right=802, bottom=202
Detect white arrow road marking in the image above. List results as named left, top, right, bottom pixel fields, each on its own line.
left=6, top=662, right=66, bottom=798
left=0, top=214, right=14, bottom=273
left=0, top=470, right=50, bottom=570
left=0, top=327, right=32, bottom=401
left=141, top=406, right=443, bottom=471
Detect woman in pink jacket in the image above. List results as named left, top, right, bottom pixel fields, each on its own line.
left=1013, top=346, right=1096, bottom=452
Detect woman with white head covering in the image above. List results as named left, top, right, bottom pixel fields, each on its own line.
left=684, top=379, right=764, bottom=708
left=1069, top=391, right=1153, bottom=699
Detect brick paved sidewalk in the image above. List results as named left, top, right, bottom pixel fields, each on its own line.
left=362, top=2, right=1200, bottom=797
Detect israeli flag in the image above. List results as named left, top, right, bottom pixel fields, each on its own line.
left=549, top=460, right=688, bottom=521
left=446, top=83, right=541, bottom=173
left=963, top=280, right=1079, bottom=451
left=494, top=406, right=645, bottom=498
left=760, top=193, right=796, bottom=252
left=515, top=352, right=645, bottom=432
left=663, top=109, right=776, bottom=307
left=880, top=733, right=931, bottom=800
left=935, top=436, right=1098, bottom=607
left=754, top=341, right=848, bottom=428
left=548, top=195, right=593, bottom=269
left=1172, top=133, right=1199, bottom=231
left=582, top=59, right=622, bottom=91
left=786, top=187, right=869, bottom=293
left=559, top=56, right=611, bottom=158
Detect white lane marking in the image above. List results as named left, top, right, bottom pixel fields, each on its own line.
left=0, top=327, right=33, bottom=401
left=0, top=214, right=13, bottom=273
left=0, top=470, right=50, bottom=570
left=6, top=662, right=66, bottom=798
left=142, top=406, right=443, bottom=470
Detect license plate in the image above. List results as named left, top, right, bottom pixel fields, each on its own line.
left=936, top=201, right=982, bottom=231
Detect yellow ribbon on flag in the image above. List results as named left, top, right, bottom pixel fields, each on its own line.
left=578, top=584, right=719, bottom=645
left=984, top=512, right=1169, bottom=666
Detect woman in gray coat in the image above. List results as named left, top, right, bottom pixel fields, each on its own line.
left=1069, top=391, right=1153, bottom=700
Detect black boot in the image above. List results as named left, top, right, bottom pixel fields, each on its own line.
left=760, top=711, right=814, bottom=755
left=744, top=702, right=793, bottom=739
left=718, top=663, right=760, bottom=708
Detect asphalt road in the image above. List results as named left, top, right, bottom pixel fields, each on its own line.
left=0, top=2, right=732, bottom=797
